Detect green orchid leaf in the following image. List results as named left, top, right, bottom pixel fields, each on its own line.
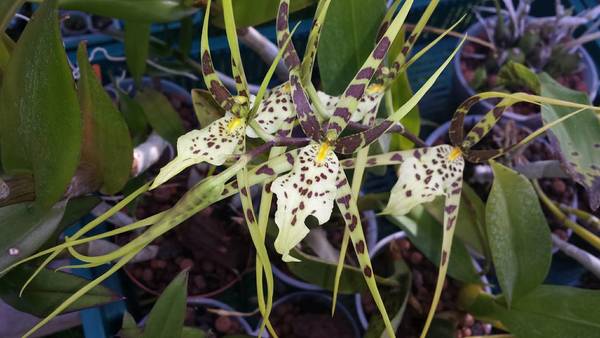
left=77, top=43, right=133, bottom=194
left=124, top=22, right=151, bottom=87
left=0, top=2, right=18, bottom=78
left=486, top=161, right=551, bottom=306
left=1, top=0, right=25, bottom=31
left=179, top=16, right=194, bottom=56
left=497, top=61, right=540, bottom=94
left=0, top=34, right=13, bottom=78
left=0, top=0, right=81, bottom=210
left=117, top=90, right=150, bottom=143
left=318, top=0, right=386, bottom=95
left=538, top=73, right=600, bottom=210
left=143, top=270, right=188, bottom=338
left=135, top=88, right=185, bottom=145
left=57, top=0, right=199, bottom=23
left=388, top=208, right=480, bottom=284
left=0, top=265, right=120, bottom=317
left=181, top=327, right=207, bottom=338
left=120, top=312, right=143, bottom=338
left=424, top=319, right=455, bottom=338
left=211, top=0, right=314, bottom=28
left=0, top=202, right=66, bottom=271
left=468, top=286, right=600, bottom=338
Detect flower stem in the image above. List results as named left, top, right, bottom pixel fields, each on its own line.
left=533, top=180, right=600, bottom=251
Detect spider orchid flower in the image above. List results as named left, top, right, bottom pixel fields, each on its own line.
left=270, top=0, right=466, bottom=262
left=383, top=145, right=465, bottom=216
left=151, top=1, right=297, bottom=190
left=271, top=1, right=466, bottom=336
left=269, top=0, right=414, bottom=263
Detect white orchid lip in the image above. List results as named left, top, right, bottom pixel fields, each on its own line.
left=383, top=145, right=465, bottom=216
left=271, top=144, right=340, bottom=262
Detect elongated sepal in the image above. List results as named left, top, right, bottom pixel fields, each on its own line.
left=335, top=120, right=395, bottom=154
left=376, top=0, right=403, bottom=43
left=383, top=145, right=464, bottom=215
left=201, top=0, right=235, bottom=110
left=276, top=0, right=301, bottom=69
left=151, top=115, right=244, bottom=189
left=334, top=169, right=395, bottom=338
left=420, top=175, right=463, bottom=338
left=247, top=83, right=295, bottom=138
left=318, top=86, right=385, bottom=124
left=323, top=0, right=413, bottom=139
left=289, top=71, right=323, bottom=141
left=222, top=0, right=249, bottom=99
left=271, top=144, right=339, bottom=262
left=301, top=0, right=332, bottom=82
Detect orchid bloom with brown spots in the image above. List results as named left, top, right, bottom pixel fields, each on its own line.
left=150, top=2, right=298, bottom=190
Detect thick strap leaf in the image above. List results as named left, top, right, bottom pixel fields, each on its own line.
left=322, top=0, right=413, bottom=140
left=201, top=0, right=235, bottom=111
left=335, top=169, right=395, bottom=338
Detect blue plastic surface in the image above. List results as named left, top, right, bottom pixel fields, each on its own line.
left=66, top=218, right=127, bottom=338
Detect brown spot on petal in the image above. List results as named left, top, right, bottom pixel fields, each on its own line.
left=356, top=240, right=365, bottom=254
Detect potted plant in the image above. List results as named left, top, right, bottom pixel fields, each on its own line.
left=120, top=270, right=254, bottom=338
left=259, top=292, right=361, bottom=338
left=453, top=0, right=600, bottom=124
left=355, top=231, right=493, bottom=337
